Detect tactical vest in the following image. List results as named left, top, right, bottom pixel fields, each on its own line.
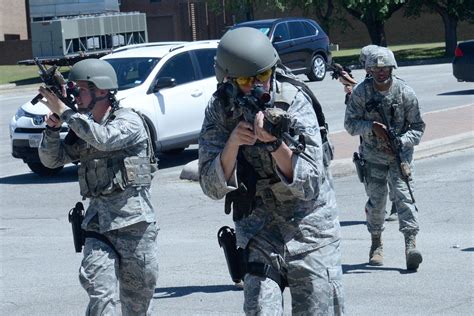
left=77, top=108, right=157, bottom=198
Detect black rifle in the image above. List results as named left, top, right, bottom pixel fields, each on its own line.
left=369, top=99, right=418, bottom=208
left=327, top=62, right=356, bottom=84
left=222, top=82, right=306, bottom=155
left=31, top=58, right=80, bottom=144
left=31, top=57, right=78, bottom=112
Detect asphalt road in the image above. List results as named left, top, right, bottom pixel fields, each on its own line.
left=0, top=62, right=473, bottom=315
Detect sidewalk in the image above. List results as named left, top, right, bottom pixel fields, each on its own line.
left=180, top=104, right=474, bottom=180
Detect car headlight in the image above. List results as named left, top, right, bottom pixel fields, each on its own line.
left=14, top=107, right=26, bottom=120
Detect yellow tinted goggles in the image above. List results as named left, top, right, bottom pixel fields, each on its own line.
left=235, top=69, right=273, bottom=87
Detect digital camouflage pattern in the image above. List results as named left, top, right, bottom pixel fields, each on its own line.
left=199, top=79, right=344, bottom=315
left=39, top=107, right=156, bottom=232
left=39, top=106, right=159, bottom=315
left=344, top=77, right=425, bottom=235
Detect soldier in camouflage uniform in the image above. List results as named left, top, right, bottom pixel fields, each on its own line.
left=344, top=47, right=425, bottom=270
left=199, top=27, right=344, bottom=315
left=38, top=59, right=159, bottom=315
left=339, top=45, right=399, bottom=222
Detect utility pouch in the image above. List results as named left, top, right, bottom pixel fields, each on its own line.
left=217, top=226, right=245, bottom=283
left=352, top=152, right=366, bottom=183
left=123, top=156, right=153, bottom=186
left=68, top=202, right=85, bottom=253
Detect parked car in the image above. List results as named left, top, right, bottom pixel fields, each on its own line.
left=9, top=40, right=219, bottom=176
left=452, top=39, right=474, bottom=82
left=232, top=17, right=332, bottom=81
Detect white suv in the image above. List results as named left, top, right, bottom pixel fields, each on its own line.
left=10, top=40, right=219, bottom=176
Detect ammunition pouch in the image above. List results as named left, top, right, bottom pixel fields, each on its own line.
left=217, top=226, right=287, bottom=291
left=352, top=152, right=366, bottom=183
left=78, top=155, right=155, bottom=198
left=322, top=134, right=334, bottom=167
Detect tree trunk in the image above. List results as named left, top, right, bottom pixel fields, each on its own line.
left=440, top=13, right=458, bottom=57
left=365, top=19, right=387, bottom=47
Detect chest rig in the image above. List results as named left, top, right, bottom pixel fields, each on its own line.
left=219, top=83, right=296, bottom=221
left=77, top=108, right=157, bottom=198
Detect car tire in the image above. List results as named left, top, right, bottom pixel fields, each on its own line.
left=307, top=54, right=327, bottom=81
left=27, top=162, right=63, bottom=176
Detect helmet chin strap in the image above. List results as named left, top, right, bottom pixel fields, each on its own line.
left=77, top=83, right=110, bottom=113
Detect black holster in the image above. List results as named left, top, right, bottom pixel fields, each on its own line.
left=217, top=226, right=287, bottom=291
left=353, top=152, right=366, bottom=183
left=68, top=202, right=85, bottom=253
left=217, top=226, right=245, bottom=283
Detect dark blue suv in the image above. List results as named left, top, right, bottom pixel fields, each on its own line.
left=232, top=17, right=332, bottom=81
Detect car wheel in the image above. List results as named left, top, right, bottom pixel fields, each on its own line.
left=27, top=162, right=63, bottom=176
left=307, top=54, right=327, bottom=81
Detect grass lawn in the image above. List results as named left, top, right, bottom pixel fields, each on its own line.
left=0, top=42, right=449, bottom=85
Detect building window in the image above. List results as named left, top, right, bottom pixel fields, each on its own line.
left=4, top=34, right=20, bottom=41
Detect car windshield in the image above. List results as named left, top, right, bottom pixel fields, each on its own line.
left=105, top=58, right=160, bottom=91
left=234, top=24, right=271, bottom=37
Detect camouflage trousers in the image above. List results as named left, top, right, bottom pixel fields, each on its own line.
left=79, top=220, right=159, bottom=316
left=363, top=160, right=419, bottom=235
left=243, top=227, right=344, bottom=316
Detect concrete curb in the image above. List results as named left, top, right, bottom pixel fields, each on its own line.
left=179, top=131, right=474, bottom=181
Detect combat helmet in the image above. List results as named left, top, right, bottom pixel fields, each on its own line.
left=215, top=27, right=280, bottom=82
left=359, top=45, right=379, bottom=69
left=69, top=58, right=118, bottom=90
left=365, top=47, right=398, bottom=69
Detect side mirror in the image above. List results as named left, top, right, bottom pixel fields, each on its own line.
left=148, top=77, right=177, bottom=94
left=272, top=35, right=283, bottom=43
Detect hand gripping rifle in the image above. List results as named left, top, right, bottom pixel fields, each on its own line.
left=31, top=58, right=80, bottom=144
left=327, top=62, right=357, bottom=85
left=31, top=57, right=78, bottom=112
left=222, top=82, right=307, bottom=156
left=368, top=99, right=418, bottom=208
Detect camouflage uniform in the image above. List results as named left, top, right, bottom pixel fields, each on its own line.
left=344, top=77, right=425, bottom=236
left=39, top=107, right=159, bottom=315
left=199, top=80, right=344, bottom=315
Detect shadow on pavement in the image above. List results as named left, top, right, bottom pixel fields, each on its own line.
left=461, top=247, right=474, bottom=252
left=340, top=220, right=366, bottom=227
left=342, top=263, right=406, bottom=274
left=157, top=148, right=198, bottom=170
left=154, top=284, right=241, bottom=298
left=0, top=165, right=78, bottom=184
left=437, top=89, right=474, bottom=96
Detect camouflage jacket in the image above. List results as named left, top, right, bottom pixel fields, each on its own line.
left=344, top=77, right=425, bottom=164
left=39, top=107, right=156, bottom=233
left=198, top=81, right=340, bottom=256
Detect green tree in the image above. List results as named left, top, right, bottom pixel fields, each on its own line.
left=405, top=0, right=474, bottom=57
left=342, top=0, right=406, bottom=46
left=271, top=0, right=348, bottom=35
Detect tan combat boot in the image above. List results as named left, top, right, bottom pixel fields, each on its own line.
left=369, top=234, right=384, bottom=266
left=405, top=234, right=423, bottom=271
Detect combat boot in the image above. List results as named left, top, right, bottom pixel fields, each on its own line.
left=405, top=234, right=423, bottom=271
left=368, top=234, right=384, bottom=266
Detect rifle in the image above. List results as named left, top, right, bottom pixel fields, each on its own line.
left=368, top=99, right=418, bottom=208
left=31, top=57, right=78, bottom=113
left=327, top=62, right=357, bottom=85
left=222, top=82, right=306, bottom=155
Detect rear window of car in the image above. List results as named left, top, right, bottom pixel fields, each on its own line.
left=273, top=23, right=290, bottom=41
left=106, top=57, right=160, bottom=91
left=233, top=24, right=271, bottom=37
left=288, top=21, right=314, bottom=39
left=157, top=52, right=197, bottom=85
left=193, top=48, right=217, bottom=79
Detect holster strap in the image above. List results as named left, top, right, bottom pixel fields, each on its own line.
left=246, top=261, right=287, bottom=292
left=83, top=231, right=121, bottom=261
